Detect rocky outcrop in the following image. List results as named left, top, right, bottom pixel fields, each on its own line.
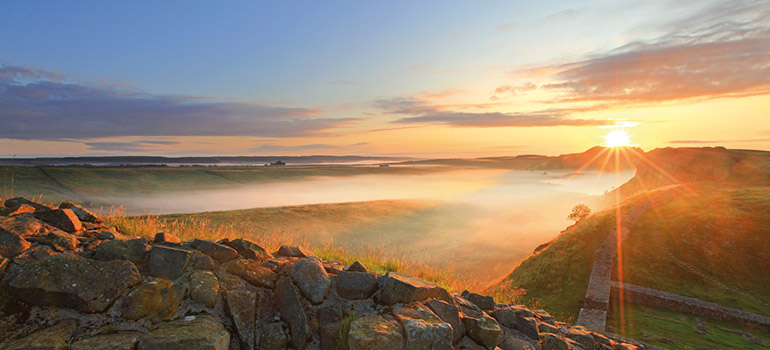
left=0, top=197, right=645, bottom=350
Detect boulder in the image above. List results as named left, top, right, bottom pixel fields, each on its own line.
left=0, top=319, right=77, bottom=350
left=346, top=260, right=369, bottom=272
left=34, top=208, right=82, bottom=232
left=318, top=303, right=343, bottom=349
left=462, top=314, right=501, bottom=350
left=290, top=257, right=332, bottom=304
left=227, top=238, right=273, bottom=262
left=394, top=305, right=453, bottom=350
left=189, top=271, right=220, bottom=308
left=462, top=290, right=495, bottom=310
left=121, top=279, right=187, bottom=323
left=541, top=333, right=570, bottom=350
left=377, top=272, right=449, bottom=305
left=5, top=253, right=141, bottom=312
left=516, top=316, right=539, bottom=341
left=348, top=315, right=404, bottom=350
left=192, top=239, right=238, bottom=263
left=7, top=204, right=35, bottom=216
left=223, top=259, right=277, bottom=288
left=38, top=230, right=78, bottom=251
left=538, top=322, right=560, bottom=335
left=336, top=270, right=378, bottom=299
left=0, top=228, right=31, bottom=258
left=10, top=244, right=56, bottom=265
left=4, top=197, right=53, bottom=212
left=565, top=328, right=595, bottom=350
left=137, top=314, right=230, bottom=350
left=497, top=334, right=536, bottom=350
left=191, top=252, right=217, bottom=270
left=147, top=245, right=190, bottom=280
left=92, top=237, right=147, bottom=263
left=274, top=276, right=309, bottom=350
left=0, top=215, right=54, bottom=237
left=154, top=232, right=181, bottom=244
left=456, top=336, right=490, bottom=350
left=224, top=289, right=257, bottom=349
left=59, top=201, right=101, bottom=222
left=426, top=299, right=465, bottom=343
left=258, top=322, right=289, bottom=350
left=276, top=245, right=314, bottom=258
left=71, top=331, right=143, bottom=350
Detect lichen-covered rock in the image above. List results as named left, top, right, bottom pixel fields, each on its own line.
left=258, top=322, right=289, bottom=350
left=290, top=257, right=331, bottom=304
left=10, top=244, right=56, bottom=265
left=5, top=253, right=141, bottom=312
left=224, top=289, right=256, bottom=349
left=394, top=304, right=453, bottom=350
left=541, top=333, right=570, bottom=350
left=137, top=314, right=230, bottom=350
left=192, top=239, right=238, bottom=263
left=462, top=314, right=501, bottom=350
left=0, top=228, right=30, bottom=258
left=348, top=315, right=404, bottom=350
left=59, top=201, right=101, bottom=222
left=71, top=331, right=144, bottom=350
left=227, top=238, right=273, bottom=262
left=0, top=319, right=77, bottom=350
left=223, top=258, right=277, bottom=288
left=377, top=271, right=449, bottom=305
left=276, top=245, right=314, bottom=258
left=336, top=270, right=378, bottom=300
left=191, top=251, right=217, bottom=270
left=92, top=237, right=147, bottom=263
left=190, top=270, right=220, bottom=307
left=121, top=279, right=187, bottom=323
left=275, top=276, right=309, bottom=350
left=426, top=299, right=465, bottom=343
left=147, top=245, right=190, bottom=280
left=34, top=208, right=82, bottom=232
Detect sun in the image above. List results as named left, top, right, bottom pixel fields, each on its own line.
left=604, top=129, right=631, bottom=147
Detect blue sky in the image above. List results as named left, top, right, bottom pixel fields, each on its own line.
left=1, top=1, right=769, bottom=156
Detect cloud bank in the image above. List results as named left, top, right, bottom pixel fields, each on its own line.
left=0, top=65, right=359, bottom=140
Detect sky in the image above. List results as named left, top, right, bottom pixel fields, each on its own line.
left=1, top=0, right=769, bottom=157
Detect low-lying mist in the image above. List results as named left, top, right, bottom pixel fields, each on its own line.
left=109, top=168, right=634, bottom=286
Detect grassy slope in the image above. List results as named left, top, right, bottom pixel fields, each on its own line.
left=0, top=165, right=447, bottom=205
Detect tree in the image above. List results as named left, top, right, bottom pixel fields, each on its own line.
left=568, top=204, right=591, bottom=222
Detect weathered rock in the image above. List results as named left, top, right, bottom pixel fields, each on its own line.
left=0, top=257, right=8, bottom=274
left=426, top=299, right=465, bottom=343
left=154, top=231, right=181, bottom=244
left=462, top=290, right=495, bottom=310
left=0, top=319, right=77, bottom=350
left=318, top=303, right=343, bottom=349
left=456, top=336, right=489, bottom=350
left=147, top=245, right=190, bottom=280
left=289, top=257, right=331, bottom=304
left=394, top=305, right=453, bottom=350
left=71, top=331, right=144, bottom=350
left=538, top=322, right=560, bottom=335
left=515, top=316, right=540, bottom=340
left=0, top=228, right=31, bottom=258
left=565, top=328, right=594, bottom=350
left=59, top=201, right=101, bottom=222
left=4, top=197, right=53, bottom=212
left=223, top=258, right=277, bottom=288
left=541, top=333, right=570, bottom=350
left=121, top=279, right=187, bottom=323
left=493, top=307, right=539, bottom=341
left=336, top=270, right=378, bottom=299
left=7, top=203, right=35, bottom=216
left=92, top=237, right=147, bottom=263
left=137, top=314, right=230, bottom=350
left=97, top=230, right=117, bottom=240
left=348, top=315, right=404, bottom=350
left=0, top=215, right=54, bottom=237
left=191, top=251, right=217, bottom=270
left=462, top=314, right=501, bottom=350
left=497, top=334, right=536, bottom=350
left=224, top=289, right=257, bottom=349
left=347, top=260, right=369, bottom=273
left=258, top=322, right=289, bottom=350
left=6, top=253, right=140, bottom=312
left=10, top=244, right=56, bottom=265
left=190, top=270, right=220, bottom=308
left=534, top=309, right=555, bottom=324
left=227, top=238, right=273, bottom=262
left=275, top=276, right=309, bottom=350
left=192, top=239, right=238, bottom=263
left=377, top=271, right=449, bottom=305
left=38, top=230, right=78, bottom=251
left=34, top=208, right=82, bottom=232
left=276, top=245, right=314, bottom=258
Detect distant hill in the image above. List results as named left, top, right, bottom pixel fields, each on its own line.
left=0, top=155, right=415, bottom=167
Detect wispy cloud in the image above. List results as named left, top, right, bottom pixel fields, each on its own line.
left=0, top=64, right=360, bottom=140
left=84, top=139, right=181, bottom=152
left=248, top=142, right=369, bottom=153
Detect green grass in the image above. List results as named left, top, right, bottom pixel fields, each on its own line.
left=606, top=303, right=770, bottom=350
